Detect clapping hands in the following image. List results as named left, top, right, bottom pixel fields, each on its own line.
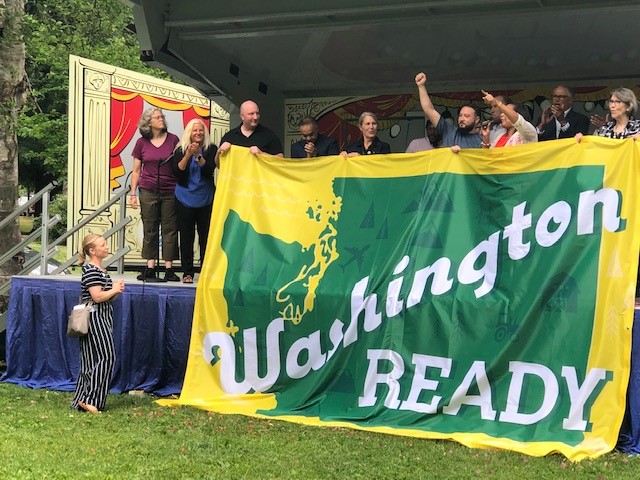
left=590, top=114, right=609, bottom=129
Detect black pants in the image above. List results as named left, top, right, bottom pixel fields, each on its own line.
left=176, top=197, right=213, bottom=276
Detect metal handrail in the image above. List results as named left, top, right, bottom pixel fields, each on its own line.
left=17, top=248, right=60, bottom=276
left=0, top=181, right=61, bottom=275
left=0, top=184, right=133, bottom=301
left=48, top=190, right=129, bottom=251
left=52, top=215, right=133, bottom=275
left=0, top=215, right=61, bottom=267
left=0, top=182, right=58, bottom=231
left=104, top=247, right=132, bottom=268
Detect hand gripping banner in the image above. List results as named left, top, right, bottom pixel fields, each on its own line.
left=160, top=137, right=640, bottom=460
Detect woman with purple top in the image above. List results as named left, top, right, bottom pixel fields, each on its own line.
left=129, top=108, right=181, bottom=281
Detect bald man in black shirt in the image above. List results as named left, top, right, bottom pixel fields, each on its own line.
left=215, top=100, right=283, bottom=165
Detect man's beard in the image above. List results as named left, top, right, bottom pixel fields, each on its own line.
left=458, top=123, right=475, bottom=134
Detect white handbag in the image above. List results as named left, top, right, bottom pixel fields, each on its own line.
left=67, top=301, right=93, bottom=337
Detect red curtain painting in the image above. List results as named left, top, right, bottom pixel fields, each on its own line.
left=109, top=88, right=211, bottom=190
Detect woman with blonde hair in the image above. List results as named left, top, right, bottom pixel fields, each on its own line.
left=129, top=107, right=181, bottom=281
left=71, top=234, right=124, bottom=413
left=170, top=118, right=218, bottom=283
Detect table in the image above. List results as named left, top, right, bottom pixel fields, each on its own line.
left=1, top=276, right=195, bottom=396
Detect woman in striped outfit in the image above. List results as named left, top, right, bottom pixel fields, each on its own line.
left=71, top=234, right=125, bottom=414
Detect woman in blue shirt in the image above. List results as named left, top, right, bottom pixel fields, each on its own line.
left=171, top=119, right=218, bottom=283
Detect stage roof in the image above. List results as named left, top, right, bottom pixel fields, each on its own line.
left=124, top=1, right=640, bottom=129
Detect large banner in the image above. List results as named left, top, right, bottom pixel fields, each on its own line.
left=162, top=137, right=640, bottom=460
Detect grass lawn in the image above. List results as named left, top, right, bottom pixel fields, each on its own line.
left=27, top=242, right=68, bottom=264
left=0, top=383, right=637, bottom=479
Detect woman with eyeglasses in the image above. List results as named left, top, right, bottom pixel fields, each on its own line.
left=575, top=88, right=640, bottom=301
left=129, top=108, right=181, bottom=281
left=585, top=88, right=640, bottom=140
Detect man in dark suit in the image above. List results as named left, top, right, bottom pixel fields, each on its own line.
left=291, top=116, right=339, bottom=158
left=537, top=85, right=590, bottom=141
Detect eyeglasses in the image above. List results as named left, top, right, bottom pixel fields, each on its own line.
left=151, top=115, right=164, bottom=120
left=301, top=133, right=317, bottom=138
left=609, top=99, right=625, bottom=105
left=551, top=94, right=570, bottom=99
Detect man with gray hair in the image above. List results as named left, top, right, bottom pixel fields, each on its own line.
left=537, top=85, right=589, bottom=141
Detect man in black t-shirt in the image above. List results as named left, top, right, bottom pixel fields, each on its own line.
left=215, top=100, right=284, bottom=165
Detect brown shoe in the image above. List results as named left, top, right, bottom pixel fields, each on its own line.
left=78, top=401, right=100, bottom=414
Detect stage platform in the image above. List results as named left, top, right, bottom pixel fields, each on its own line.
left=1, top=275, right=195, bottom=397
left=3, top=274, right=640, bottom=453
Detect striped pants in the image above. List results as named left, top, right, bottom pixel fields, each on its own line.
left=71, top=302, right=115, bottom=411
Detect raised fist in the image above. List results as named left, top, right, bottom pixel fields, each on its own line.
left=415, top=72, right=427, bottom=86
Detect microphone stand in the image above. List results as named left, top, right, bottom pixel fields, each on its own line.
left=142, top=157, right=170, bottom=283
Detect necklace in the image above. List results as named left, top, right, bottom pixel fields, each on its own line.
left=612, top=127, right=626, bottom=139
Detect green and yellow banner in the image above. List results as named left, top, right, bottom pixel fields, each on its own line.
left=161, top=137, right=640, bottom=460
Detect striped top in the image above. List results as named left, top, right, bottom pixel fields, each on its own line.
left=81, top=264, right=112, bottom=302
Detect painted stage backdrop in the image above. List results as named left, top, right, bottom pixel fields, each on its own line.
left=67, top=55, right=229, bottom=263
left=160, top=138, right=640, bottom=461
left=283, top=85, right=640, bottom=156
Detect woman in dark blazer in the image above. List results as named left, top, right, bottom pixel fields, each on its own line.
left=341, top=111, right=391, bottom=157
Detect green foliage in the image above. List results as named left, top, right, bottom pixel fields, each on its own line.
left=19, top=0, right=170, bottom=192
left=47, top=192, right=68, bottom=238
left=0, top=383, right=638, bottom=479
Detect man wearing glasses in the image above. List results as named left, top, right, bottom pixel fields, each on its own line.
left=290, top=116, right=339, bottom=158
left=536, top=85, right=590, bottom=141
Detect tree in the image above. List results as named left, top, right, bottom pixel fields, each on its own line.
left=0, top=0, right=27, bottom=288
left=19, top=0, right=169, bottom=194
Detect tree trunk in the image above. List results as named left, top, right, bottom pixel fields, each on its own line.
left=0, top=0, right=27, bottom=311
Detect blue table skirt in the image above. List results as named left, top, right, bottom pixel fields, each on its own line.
left=1, top=276, right=195, bottom=397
